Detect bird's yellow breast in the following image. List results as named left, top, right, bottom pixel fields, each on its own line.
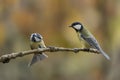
left=30, top=40, right=46, bottom=49
left=30, top=42, right=40, bottom=49
left=81, top=28, right=91, bottom=37
left=76, top=28, right=92, bottom=48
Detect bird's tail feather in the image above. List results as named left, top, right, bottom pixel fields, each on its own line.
left=28, top=53, right=48, bottom=67
left=100, top=50, right=110, bottom=60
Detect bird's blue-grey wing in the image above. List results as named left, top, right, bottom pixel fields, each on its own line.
left=28, top=45, right=48, bottom=67
left=81, top=34, right=110, bottom=60
left=81, top=34, right=101, bottom=50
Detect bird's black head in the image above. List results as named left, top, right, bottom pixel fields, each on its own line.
left=69, top=22, right=83, bottom=32
left=30, top=33, right=43, bottom=42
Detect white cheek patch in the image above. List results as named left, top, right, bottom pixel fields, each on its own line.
left=35, top=37, right=41, bottom=41
left=74, top=25, right=81, bottom=30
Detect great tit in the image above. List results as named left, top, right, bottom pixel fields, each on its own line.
left=69, top=22, right=110, bottom=60
left=28, top=33, right=48, bottom=67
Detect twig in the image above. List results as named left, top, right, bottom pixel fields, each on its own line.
left=0, top=47, right=99, bottom=63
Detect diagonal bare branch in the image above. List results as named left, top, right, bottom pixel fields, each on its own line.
left=0, top=47, right=99, bottom=63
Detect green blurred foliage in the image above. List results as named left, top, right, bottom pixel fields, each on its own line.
left=0, top=0, right=120, bottom=80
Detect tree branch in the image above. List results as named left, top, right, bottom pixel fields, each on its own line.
left=0, top=47, right=99, bottom=63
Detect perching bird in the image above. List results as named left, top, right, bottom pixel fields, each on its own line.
left=69, top=22, right=110, bottom=60
left=28, top=33, right=48, bottom=67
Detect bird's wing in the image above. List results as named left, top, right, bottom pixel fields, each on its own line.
left=28, top=44, right=48, bottom=67
left=81, top=34, right=101, bottom=50
left=28, top=53, right=48, bottom=67
left=38, top=44, right=47, bottom=55
left=81, top=34, right=110, bottom=60
left=39, top=40, right=46, bottom=48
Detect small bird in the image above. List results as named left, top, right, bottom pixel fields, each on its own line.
left=28, top=33, right=48, bottom=67
left=69, top=22, right=110, bottom=60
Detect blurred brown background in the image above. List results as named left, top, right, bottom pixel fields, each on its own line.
left=0, top=0, right=120, bottom=80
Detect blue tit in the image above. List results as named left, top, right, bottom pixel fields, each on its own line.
left=69, top=22, right=110, bottom=60
left=28, top=33, right=48, bottom=67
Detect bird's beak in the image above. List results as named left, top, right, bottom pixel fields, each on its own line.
left=69, top=25, right=72, bottom=27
